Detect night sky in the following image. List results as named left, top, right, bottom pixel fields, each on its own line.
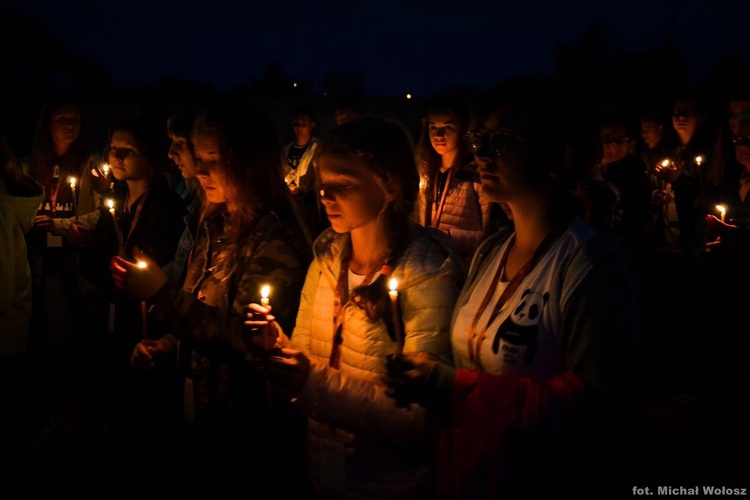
left=7, top=0, right=750, bottom=97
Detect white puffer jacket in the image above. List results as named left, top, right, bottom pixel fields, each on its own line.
left=290, top=224, right=465, bottom=499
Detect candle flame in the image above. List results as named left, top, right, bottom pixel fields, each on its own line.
left=137, top=260, right=147, bottom=269
left=695, top=155, right=703, bottom=165
left=106, top=199, right=114, bottom=209
left=389, top=278, right=398, bottom=293
left=102, top=163, right=110, bottom=174
left=660, top=159, right=671, bottom=167
left=68, top=176, right=77, bottom=188
left=261, top=285, right=270, bottom=299
left=715, top=204, right=727, bottom=214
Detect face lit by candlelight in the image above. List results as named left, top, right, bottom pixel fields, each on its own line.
left=600, top=125, right=634, bottom=165
left=728, top=100, right=750, bottom=136
left=317, top=154, right=393, bottom=235
left=640, top=118, right=663, bottom=150
left=192, top=132, right=231, bottom=207
left=734, top=118, right=750, bottom=170
left=108, top=131, right=150, bottom=182
left=49, top=104, right=81, bottom=151
left=672, top=100, right=701, bottom=141
left=168, top=134, right=197, bottom=179
left=428, top=111, right=462, bottom=160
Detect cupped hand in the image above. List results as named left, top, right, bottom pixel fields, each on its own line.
left=130, top=338, right=171, bottom=373
left=264, top=348, right=310, bottom=400
left=110, top=247, right=167, bottom=300
left=243, top=303, right=285, bottom=355
left=383, top=351, right=439, bottom=408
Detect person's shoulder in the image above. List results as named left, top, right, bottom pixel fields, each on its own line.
left=400, top=225, right=465, bottom=276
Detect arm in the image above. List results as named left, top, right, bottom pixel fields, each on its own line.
left=451, top=238, right=640, bottom=437
left=149, top=227, right=308, bottom=355
left=294, top=272, right=460, bottom=442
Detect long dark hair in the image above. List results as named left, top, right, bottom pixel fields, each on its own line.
left=192, top=99, right=294, bottom=245
left=415, top=96, right=473, bottom=225
left=104, top=115, right=169, bottom=185
left=28, top=94, right=89, bottom=186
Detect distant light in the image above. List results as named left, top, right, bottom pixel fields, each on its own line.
left=406, top=93, right=412, bottom=100
left=293, top=82, right=298, bottom=88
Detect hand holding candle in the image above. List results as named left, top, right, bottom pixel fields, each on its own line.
left=388, top=278, right=404, bottom=353
left=715, top=204, right=727, bottom=223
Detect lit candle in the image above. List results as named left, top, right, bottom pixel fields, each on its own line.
left=260, top=285, right=271, bottom=308
left=68, top=176, right=78, bottom=222
left=388, top=278, right=404, bottom=353
left=107, top=198, right=125, bottom=257
left=715, top=204, right=727, bottom=223
left=695, top=155, right=703, bottom=167
left=660, top=159, right=671, bottom=168
left=102, top=163, right=110, bottom=176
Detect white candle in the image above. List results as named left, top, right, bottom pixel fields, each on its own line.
left=260, top=285, right=271, bottom=308
left=68, top=176, right=78, bottom=222
left=715, top=204, right=727, bottom=223
left=107, top=198, right=124, bottom=257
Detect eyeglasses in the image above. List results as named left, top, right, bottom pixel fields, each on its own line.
left=673, top=107, right=698, bottom=118
left=464, top=130, right=522, bottom=158
left=108, top=146, right=136, bottom=161
left=732, top=135, right=750, bottom=146
left=601, top=137, right=632, bottom=146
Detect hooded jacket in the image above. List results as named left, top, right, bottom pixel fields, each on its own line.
left=0, top=175, right=44, bottom=357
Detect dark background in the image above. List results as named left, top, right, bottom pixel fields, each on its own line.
left=3, top=1, right=750, bottom=156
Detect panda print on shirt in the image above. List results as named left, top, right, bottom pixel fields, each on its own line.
left=492, top=288, right=549, bottom=365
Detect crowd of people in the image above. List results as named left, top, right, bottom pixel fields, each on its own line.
left=1, top=74, right=748, bottom=499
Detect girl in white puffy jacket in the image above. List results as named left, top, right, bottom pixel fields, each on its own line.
left=248, top=116, right=466, bottom=499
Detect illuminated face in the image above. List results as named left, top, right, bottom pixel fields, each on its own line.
left=734, top=118, right=750, bottom=170
left=292, top=114, right=315, bottom=146
left=728, top=100, right=750, bottom=136
left=672, top=101, right=701, bottom=140
left=168, top=134, right=197, bottom=179
left=108, top=130, right=150, bottom=182
left=600, top=125, right=634, bottom=164
left=472, top=108, right=531, bottom=204
left=317, top=154, right=393, bottom=234
left=49, top=104, right=81, bottom=150
left=192, top=133, right=230, bottom=206
left=640, top=119, right=663, bottom=149
left=428, top=111, right=462, bottom=158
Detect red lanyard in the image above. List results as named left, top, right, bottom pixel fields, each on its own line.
left=329, top=241, right=389, bottom=369
left=466, top=226, right=563, bottom=370
left=122, top=191, right=148, bottom=255
left=431, top=168, right=454, bottom=227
